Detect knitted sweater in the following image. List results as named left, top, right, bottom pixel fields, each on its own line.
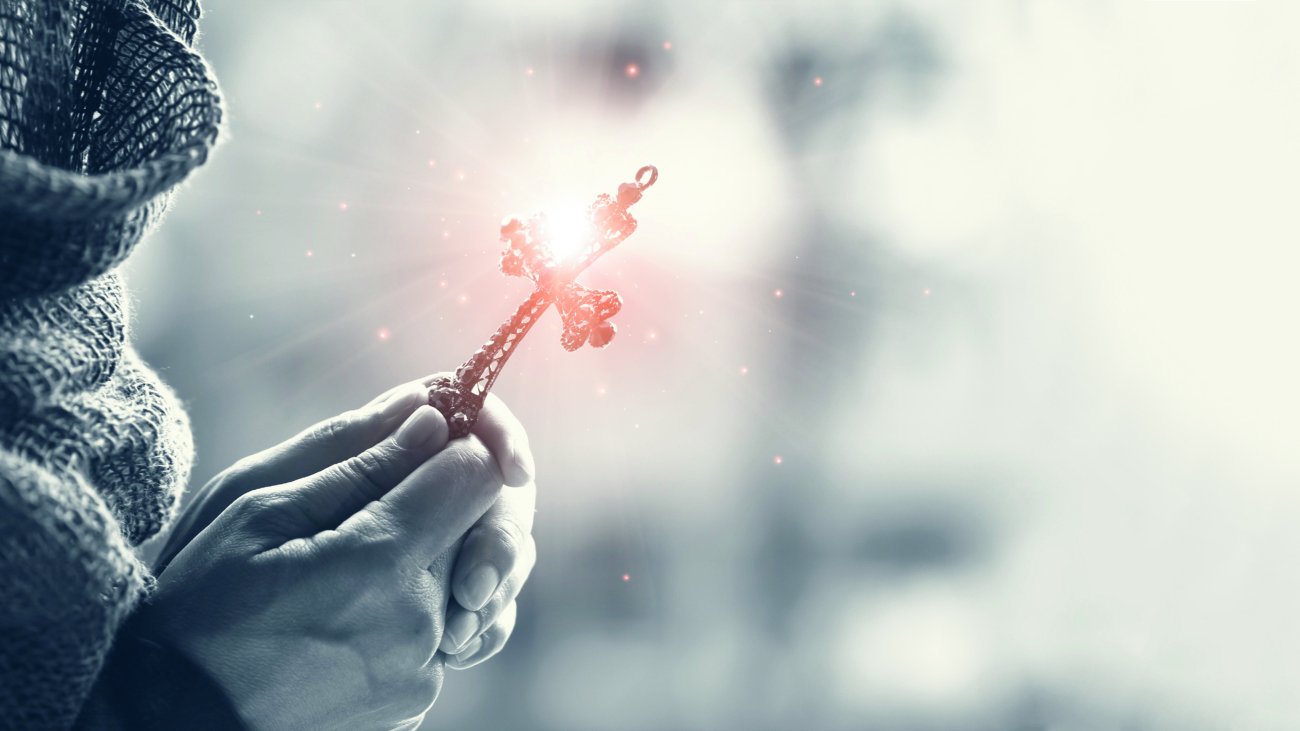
left=1, top=1, right=237, bottom=728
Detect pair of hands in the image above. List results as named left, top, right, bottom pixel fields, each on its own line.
left=145, top=375, right=537, bottom=731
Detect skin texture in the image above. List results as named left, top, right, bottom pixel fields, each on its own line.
left=147, top=375, right=538, bottom=729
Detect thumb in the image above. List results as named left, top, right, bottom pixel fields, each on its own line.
left=237, top=406, right=450, bottom=543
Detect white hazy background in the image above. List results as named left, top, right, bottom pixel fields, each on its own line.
left=128, top=1, right=1300, bottom=729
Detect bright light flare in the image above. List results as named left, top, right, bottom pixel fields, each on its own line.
left=547, top=208, right=591, bottom=262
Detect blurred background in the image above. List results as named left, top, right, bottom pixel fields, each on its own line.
left=128, top=1, right=1300, bottom=729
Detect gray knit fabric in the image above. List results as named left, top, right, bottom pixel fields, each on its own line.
left=0, top=0, right=222, bottom=728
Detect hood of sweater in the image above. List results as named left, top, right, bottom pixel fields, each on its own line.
left=0, top=0, right=223, bottom=550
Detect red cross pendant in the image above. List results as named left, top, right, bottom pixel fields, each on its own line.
left=429, top=165, right=659, bottom=438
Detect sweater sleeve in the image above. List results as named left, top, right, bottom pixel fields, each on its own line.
left=0, top=450, right=241, bottom=731
left=72, top=610, right=245, bottom=731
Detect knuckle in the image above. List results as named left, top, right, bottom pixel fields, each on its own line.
left=339, top=448, right=394, bottom=501
left=448, top=439, right=501, bottom=487
left=310, top=410, right=359, bottom=447
left=488, top=521, right=526, bottom=568
left=224, top=454, right=259, bottom=482
left=343, top=519, right=407, bottom=564
left=227, top=489, right=303, bottom=536
left=229, top=489, right=277, bottom=521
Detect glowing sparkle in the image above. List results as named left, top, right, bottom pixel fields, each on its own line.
left=306, top=250, right=313, bottom=257
left=339, top=202, right=347, bottom=211
left=924, top=288, right=931, bottom=295
left=547, top=208, right=591, bottom=261
left=775, top=289, right=783, bottom=297
left=314, top=102, right=321, bottom=109
left=663, top=41, right=672, bottom=50
left=378, top=329, right=389, bottom=340
left=428, top=159, right=437, bottom=167
left=256, top=210, right=261, bottom=215
left=440, top=280, right=447, bottom=288
left=626, top=64, right=639, bottom=77
left=460, top=295, right=467, bottom=303
left=622, top=574, right=630, bottom=581
left=526, top=67, right=534, bottom=75
left=814, top=77, right=823, bottom=86
left=740, top=367, right=748, bottom=374
left=597, top=386, right=607, bottom=396
left=774, top=455, right=783, bottom=464
left=851, top=291, right=856, bottom=296
left=457, top=172, right=465, bottom=180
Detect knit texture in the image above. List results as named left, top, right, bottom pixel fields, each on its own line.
left=0, top=0, right=222, bottom=728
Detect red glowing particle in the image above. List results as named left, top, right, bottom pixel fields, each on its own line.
left=814, top=77, right=823, bottom=86
left=526, top=67, right=534, bottom=75
left=774, top=456, right=782, bottom=464
left=378, top=329, right=389, bottom=340
left=622, top=574, right=630, bottom=581
left=663, top=41, right=672, bottom=50
left=460, top=295, right=467, bottom=303
left=597, top=386, right=607, bottom=396
left=626, top=64, right=639, bottom=77
left=924, top=288, right=931, bottom=295
left=314, top=102, right=321, bottom=109
left=339, top=202, right=347, bottom=211
left=775, top=289, right=783, bottom=297
left=306, top=250, right=313, bottom=257
left=740, top=367, right=748, bottom=374
left=428, top=159, right=437, bottom=167
left=850, top=291, right=855, bottom=296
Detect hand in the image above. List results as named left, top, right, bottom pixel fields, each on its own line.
left=143, top=379, right=537, bottom=729
left=154, top=376, right=538, bottom=670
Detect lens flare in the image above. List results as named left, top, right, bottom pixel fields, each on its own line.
left=547, top=208, right=591, bottom=261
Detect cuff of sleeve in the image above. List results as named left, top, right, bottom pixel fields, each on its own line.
left=74, top=608, right=247, bottom=731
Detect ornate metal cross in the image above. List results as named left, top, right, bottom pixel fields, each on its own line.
left=429, top=165, right=659, bottom=438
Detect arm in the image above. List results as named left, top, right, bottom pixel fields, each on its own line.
left=0, top=451, right=239, bottom=730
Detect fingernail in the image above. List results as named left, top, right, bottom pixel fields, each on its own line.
left=460, top=563, right=501, bottom=611
left=512, top=442, right=535, bottom=484
left=380, top=382, right=427, bottom=420
left=395, top=405, right=441, bottom=449
left=445, top=611, right=479, bottom=653
left=456, top=636, right=483, bottom=661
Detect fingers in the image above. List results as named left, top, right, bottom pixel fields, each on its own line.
left=373, top=374, right=534, bottom=487
left=440, top=531, right=535, bottom=655
left=242, top=380, right=431, bottom=490
left=473, top=393, right=534, bottom=487
left=343, top=434, right=504, bottom=565
left=450, top=483, right=537, bottom=611
left=246, top=406, right=449, bottom=540
left=445, top=601, right=518, bottom=670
